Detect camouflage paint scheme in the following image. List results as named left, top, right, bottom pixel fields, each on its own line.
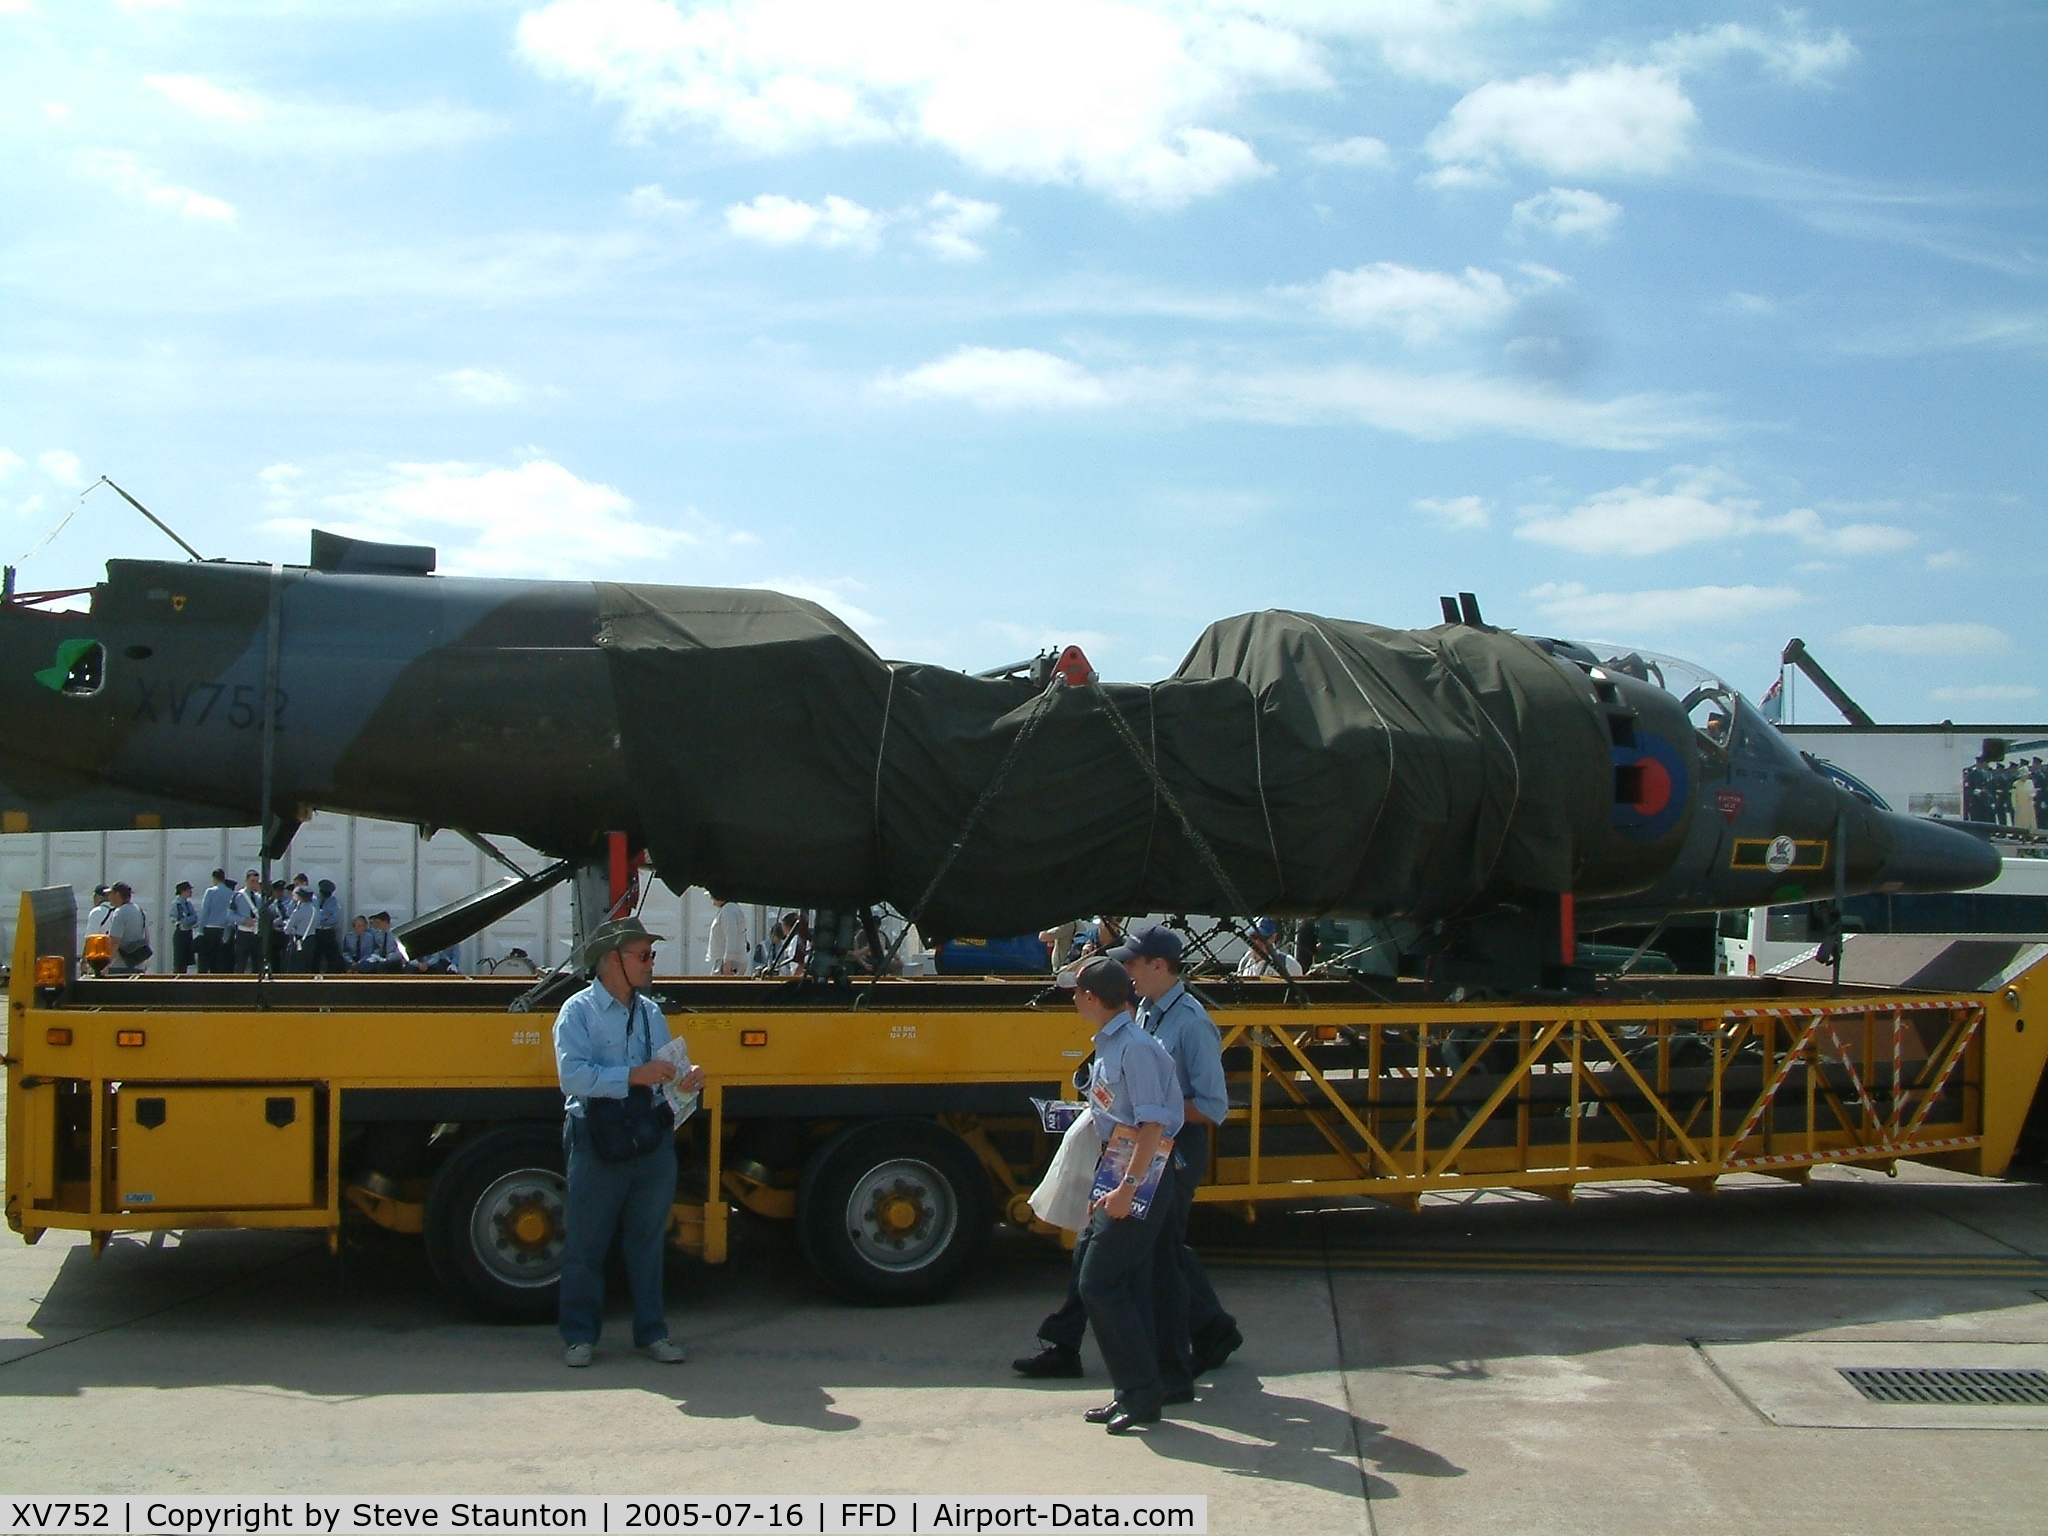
left=0, top=547, right=1999, bottom=935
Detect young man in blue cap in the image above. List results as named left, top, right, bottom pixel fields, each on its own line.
left=1014, top=927, right=1243, bottom=1382
left=1110, top=923, right=1244, bottom=1374
left=1068, top=956, right=1189, bottom=1432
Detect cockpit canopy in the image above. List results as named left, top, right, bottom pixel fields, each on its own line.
left=1555, top=640, right=1811, bottom=774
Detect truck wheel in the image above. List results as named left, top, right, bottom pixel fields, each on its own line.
left=424, top=1123, right=567, bottom=1322
left=797, top=1119, right=993, bottom=1304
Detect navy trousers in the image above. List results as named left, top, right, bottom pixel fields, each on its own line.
left=557, top=1115, right=678, bottom=1348
left=1076, top=1159, right=1190, bottom=1414
left=1039, top=1124, right=1234, bottom=1352
left=1169, top=1124, right=1232, bottom=1339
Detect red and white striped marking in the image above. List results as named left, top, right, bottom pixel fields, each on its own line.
left=1723, top=1135, right=1980, bottom=1171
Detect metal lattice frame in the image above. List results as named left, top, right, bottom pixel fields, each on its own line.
left=1198, top=994, right=1985, bottom=1204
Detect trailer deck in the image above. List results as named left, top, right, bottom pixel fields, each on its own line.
left=11, top=888, right=2048, bottom=1313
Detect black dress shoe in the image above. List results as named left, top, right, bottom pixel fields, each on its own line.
left=1083, top=1401, right=1124, bottom=1424
left=1013, top=1346, right=1083, bottom=1378
left=1105, top=1405, right=1161, bottom=1434
left=1191, top=1323, right=1243, bottom=1375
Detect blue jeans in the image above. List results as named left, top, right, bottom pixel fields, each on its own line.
left=558, top=1115, right=678, bottom=1348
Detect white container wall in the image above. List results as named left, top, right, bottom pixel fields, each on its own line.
left=0, top=812, right=768, bottom=979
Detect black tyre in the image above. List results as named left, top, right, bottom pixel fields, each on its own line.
left=796, top=1118, right=993, bottom=1304
left=423, top=1123, right=568, bottom=1321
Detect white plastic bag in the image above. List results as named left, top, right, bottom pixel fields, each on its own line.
left=1028, top=1110, right=1104, bottom=1232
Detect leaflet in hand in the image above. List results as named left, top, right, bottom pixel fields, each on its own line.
left=1031, top=1097, right=1089, bottom=1134
left=1090, top=1124, right=1174, bottom=1220
left=654, top=1037, right=699, bottom=1123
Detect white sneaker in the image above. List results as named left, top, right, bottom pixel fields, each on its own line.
left=564, top=1343, right=593, bottom=1368
left=639, top=1338, right=686, bottom=1364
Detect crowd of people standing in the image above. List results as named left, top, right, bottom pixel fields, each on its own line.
left=84, top=867, right=418, bottom=975
left=1966, top=756, right=2048, bottom=829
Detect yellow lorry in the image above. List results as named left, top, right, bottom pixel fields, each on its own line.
left=10, top=887, right=2048, bottom=1316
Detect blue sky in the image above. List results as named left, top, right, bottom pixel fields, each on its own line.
left=2, top=0, right=2042, bottom=721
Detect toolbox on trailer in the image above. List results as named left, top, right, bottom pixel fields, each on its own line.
left=116, top=1086, right=317, bottom=1211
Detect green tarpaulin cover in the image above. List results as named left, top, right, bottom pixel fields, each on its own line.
left=596, top=586, right=1608, bottom=935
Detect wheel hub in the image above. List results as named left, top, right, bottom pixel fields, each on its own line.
left=505, top=1199, right=556, bottom=1250
left=470, top=1166, right=568, bottom=1287
left=845, top=1157, right=958, bottom=1273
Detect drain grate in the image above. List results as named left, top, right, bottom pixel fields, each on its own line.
left=1840, top=1367, right=2048, bottom=1406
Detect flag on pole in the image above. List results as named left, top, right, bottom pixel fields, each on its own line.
left=1759, top=670, right=1785, bottom=723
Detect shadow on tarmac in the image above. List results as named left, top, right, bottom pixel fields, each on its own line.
left=1, top=1176, right=2045, bottom=1504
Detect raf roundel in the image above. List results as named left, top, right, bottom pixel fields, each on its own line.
left=1610, top=730, right=1689, bottom=841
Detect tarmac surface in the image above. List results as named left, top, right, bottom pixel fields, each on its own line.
left=2, top=1161, right=2047, bottom=1533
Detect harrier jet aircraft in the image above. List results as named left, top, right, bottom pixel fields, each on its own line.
left=0, top=534, right=1999, bottom=985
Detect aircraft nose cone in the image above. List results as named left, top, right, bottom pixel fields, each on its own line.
left=1872, top=814, right=2003, bottom=894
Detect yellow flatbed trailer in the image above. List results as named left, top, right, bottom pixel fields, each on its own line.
left=9, top=887, right=2048, bottom=1314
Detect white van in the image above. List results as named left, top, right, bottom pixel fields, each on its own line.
left=1720, top=852, right=2048, bottom=976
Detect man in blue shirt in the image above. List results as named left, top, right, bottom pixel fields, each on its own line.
left=360, top=912, right=401, bottom=973
left=553, top=916, right=705, bottom=1368
left=312, top=879, right=344, bottom=974
left=171, top=881, right=199, bottom=975
left=1113, top=925, right=1243, bottom=1374
left=1067, top=957, right=1188, bottom=1432
left=196, top=869, right=234, bottom=973
left=230, top=871, right=263, bottom=973
left=284, top=886, right=318, bottom=970
left=341, top=915, right=371, bottom=970
left=1015, top=928, right=1241, bottom=1385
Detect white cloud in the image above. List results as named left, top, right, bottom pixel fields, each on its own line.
left=38, top=450, right=83, bottom=486
left=1415, top=494, right=1489, bottom=530
left=288, top=457, right=750, bottom=578
left=984, top=619, right=1112, bottom=657
left=1302, top=262, right=1525, bottom=345
left=74, top=149, right=235, bottom=222
left=1653, top=22, right=1857, bottom=83
left=1422, top=18, right=1853, bottom=187
left=624, top=182, right=696, bottom=218
left=438, top=369, right=525, bottom=405
left=0, top=0, right=36, bottom=15
left=145, top=73, right=263, bottom=123
left=880, top=346, right=1115, bottom=409
left=515, top=0, right=1326, bottom=207
left=1511, top=186, right=1620, bottom=240
left=1770, top=506, right=1915, bottom=556
left=740, top=575, right=879, bottom=630
left=1207, top=364, right=1713, bottom=449
left=1310, top=135, right=1390, bottom=168
left=1841, top=622, right=2010, bottom=658
left=1417, top=162, right=1504, bottom=191
left=258, top=463, right=301, bottom=511
left=1925, top=549, right=1967, bottom=571
left=1721, top=291, right=1775, bottom=316
left=0, top=448, right=24, bottom=479
left=916, top=191, right=1000, bottom=260
left=1262, top=0, right=1551, bottom=85
left=879, top=350, right=1716, bottom=449
left=1426, top=62, right=1696, bottom=178
left=1837, top=308, right=2048, bottom=359
left=725, top=193, right=883, bottom=251
left=142, top=73, right=503, bottom=156
left=1515, top=469, right=1914, bottom=557
left=1931, top=683, right=2038, bottom=704
left=1528, top=581, right=1800, bottom=633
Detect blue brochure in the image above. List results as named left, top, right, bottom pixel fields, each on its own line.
left=1090, top=1124, right=1175, bottom=1220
